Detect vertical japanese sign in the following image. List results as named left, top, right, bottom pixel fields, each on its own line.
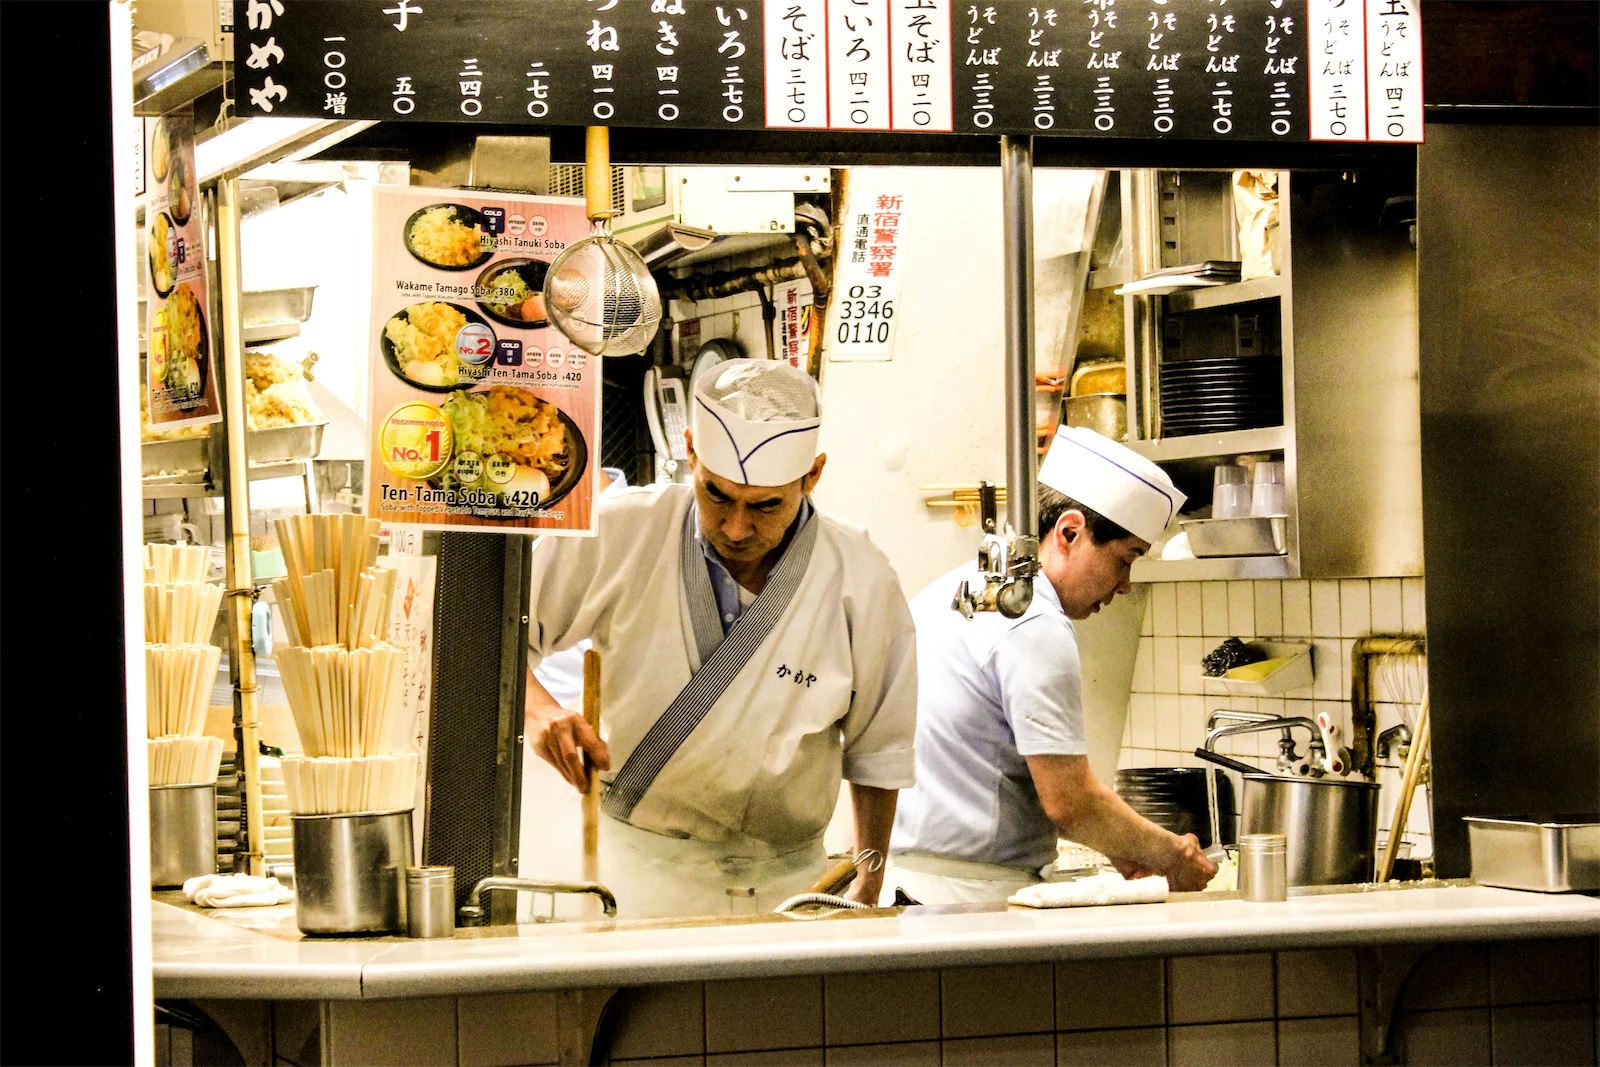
left=890, top=0, right=953, bottom=131
left=145, top=111, right=222, bottom=431
left=765, top=0, right=828, bottom=127
left=830, top=0, right=892, bottom=130
left=1366, top=0, right=1422, bottom=143
left=364, top=185, right=599, bottom=535
left=1309, top=0, right=1368, bottom=140
left=827, top=173, right=907, bottom=363
left=772, top=279, right=815, bottom=369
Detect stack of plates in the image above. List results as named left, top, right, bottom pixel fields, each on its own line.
left=1116, top=767, right=1236, bottom=845
left=1159, top=356, right=1283, bottom=437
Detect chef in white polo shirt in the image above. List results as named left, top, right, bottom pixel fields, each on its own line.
left=524, top=359, right=917, bottom=918
left=886, top=426, right=1216, bottom=904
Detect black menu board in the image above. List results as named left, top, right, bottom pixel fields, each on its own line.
left=230, top=0, right=1420, bottom=143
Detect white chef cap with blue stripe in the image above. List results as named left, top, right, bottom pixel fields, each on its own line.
left=1038, top=426, right=1186, bottom=545
left=691, top=359, right=823, bottom=487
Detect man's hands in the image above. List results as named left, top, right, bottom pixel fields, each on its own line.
left=1162, top=832, right=1217, bottom=892
left=527, top=696, right=610, bottom=793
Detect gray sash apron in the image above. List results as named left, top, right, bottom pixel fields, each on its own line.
left=601, top=502, right=819, bottom=823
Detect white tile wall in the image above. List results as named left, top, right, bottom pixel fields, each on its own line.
left=1122, top=577, right=1430, bottom=856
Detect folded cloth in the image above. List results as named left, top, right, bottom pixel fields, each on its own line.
left=182, top=873, right=294, bottom=908
left=1008, top=871, right=1168, bottom=909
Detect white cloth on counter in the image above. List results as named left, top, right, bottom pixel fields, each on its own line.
left=1008, top=871, right=1168, bottom=909
left=181, top=873, right=294, bottom=908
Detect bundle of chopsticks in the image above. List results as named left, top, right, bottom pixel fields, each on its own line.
left=149, top=735, right=226, bottom=787
left=146, top=643, right=223, bottom=737
left=145, top=581, right=224, bottom=645
left=145, top=542, right=211, bottom=585
left=280, top=753, right=419, bottom=815
left=277, top=645, right=408, bottom=758
left=270, top=515, right=396, bottom=651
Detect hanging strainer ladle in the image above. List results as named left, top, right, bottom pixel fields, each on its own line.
left=544, top=127, right=663, bottom=357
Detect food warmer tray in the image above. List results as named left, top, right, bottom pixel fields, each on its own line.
left=138, top=286, right=317, bottom=351
left=1464, top=815, right=1600, bottom=892
left=248, top=422, right=326, bottom=466
left=142, top=435, right=213, bottom=478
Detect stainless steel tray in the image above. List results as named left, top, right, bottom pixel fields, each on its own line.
left=1182, top=516, right=1288, bottom=557
left=142, top=435, right=212, bottom=477
left=138, top=286, right=316, bottom=350
left=248, top=422, right=326, bottom=465
left=1464, top=815, right=1600, bottom=892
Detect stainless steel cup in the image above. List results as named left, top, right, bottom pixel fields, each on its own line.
left=1239, top=833, right=1289, bottom=902
left=150, top=783, right=217, bottom=888
left=291, top=809, right=413, bottom=935
left=406, top=866, right=456, bottom=938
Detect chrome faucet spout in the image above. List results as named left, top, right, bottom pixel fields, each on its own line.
left=458, top=876, right=618, bottom=926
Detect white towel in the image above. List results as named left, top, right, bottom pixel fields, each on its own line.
left=1008, top=871, right=1169, bottom=909
left=182, top=873, right=294, bottom=908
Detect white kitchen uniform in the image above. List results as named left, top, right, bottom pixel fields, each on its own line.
left=884, top=426, right=1188, bottom=907
left=885, top=564, right=1085, bottom=905
left=527, top=481, right=917, bottom=918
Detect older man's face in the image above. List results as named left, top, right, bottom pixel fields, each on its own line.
left=686, top=432, right=826, bottom=564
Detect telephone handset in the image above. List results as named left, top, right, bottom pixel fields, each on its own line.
left=644, top=367, right=691, bottom=481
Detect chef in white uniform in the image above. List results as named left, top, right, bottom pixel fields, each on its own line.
left=524, top=359, right=917, bottom=918
left=886, top=427, right=1216, bottom=904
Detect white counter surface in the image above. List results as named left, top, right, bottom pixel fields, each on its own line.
left=152, top=883, right=1600, bottom=1001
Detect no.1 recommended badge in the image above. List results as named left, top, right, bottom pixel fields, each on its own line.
left=380, top=401, right=453, bottom=481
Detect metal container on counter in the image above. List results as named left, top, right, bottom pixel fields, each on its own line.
left=406, top=866, right=457, bottom=939
left=1464, top=815, right=1600, bottom=893
left=291, top=809, right=412, bottom=935
left=150, top=783, right=217, bottom=887
left=1238, top=833, right=1289, bottom=902
left=1240, top=775, right=1380, bottom=886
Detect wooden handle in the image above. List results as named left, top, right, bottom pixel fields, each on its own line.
left=582, top=648, right=602, bottom=886
left=806, top=858, right=858, bottom=896
left=585, top=127, right=612, bottom=221
left=1376, top=690, right=1430, bottom=883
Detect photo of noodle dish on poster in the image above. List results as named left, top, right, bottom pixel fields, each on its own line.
left=365, top=184, right=599, bottom=535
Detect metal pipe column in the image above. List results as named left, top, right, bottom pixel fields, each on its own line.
left=1000, top=136, right=1038, bottom=544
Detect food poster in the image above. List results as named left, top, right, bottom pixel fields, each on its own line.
left=364, top=185, right=599, bottom=534
left=145, top=110, right=222, bottom=429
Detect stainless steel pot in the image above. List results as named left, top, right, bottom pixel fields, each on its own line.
left=1240, top=774, right=1380, bottom=886
left=1197, top=748, right=1380, bottom=886
left=291, top=809, right=412, bottom=935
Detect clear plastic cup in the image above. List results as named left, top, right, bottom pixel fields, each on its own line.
left=1252, top=482, right=1287, bottom=516
left=1213, top=464, right=1248, bottom=488
left=1253, top=461, right=1285, bottom=485
left=1215, top=483, right=1254, bottom=519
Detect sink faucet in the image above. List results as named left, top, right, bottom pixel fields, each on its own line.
left=1199, top=716, right=1328, bottom=855
left=1376, top=722, right=1413, bottom=761
left=458, top=876, right=618, bottom=926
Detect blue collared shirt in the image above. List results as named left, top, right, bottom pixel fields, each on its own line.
left=697, top=499, right=814, bottom=635
left=890, top=562, right=1088, bottom=871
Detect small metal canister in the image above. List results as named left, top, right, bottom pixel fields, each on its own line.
left=406, top=866, right=456, bottom=938
left=1238, top=833, right=1289, bottom=902
left=150, top=783, right=218, bottom=888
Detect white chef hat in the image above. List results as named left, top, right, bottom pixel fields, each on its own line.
left=691, top=358, right=823, bottom=487
left=1038, top=426, right=1187, bottom=545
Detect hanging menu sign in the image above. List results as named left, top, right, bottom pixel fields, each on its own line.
left=145, top=110, right=223, bottom=430
left=232, top=1, right=1418, bottom=143
left=364, top=185, right=600, bottom=535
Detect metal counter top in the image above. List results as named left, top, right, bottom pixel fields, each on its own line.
left=153, top=883, right=1600, bottom=1001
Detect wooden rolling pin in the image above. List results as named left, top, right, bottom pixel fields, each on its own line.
left=806, top=857, right=859, bottom=896
left=582, top=649, right=603, bottom=887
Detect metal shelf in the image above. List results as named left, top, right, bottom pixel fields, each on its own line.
left=1132, top=553, right=1298, bottom=583
left=1164, top=273, right=1285, bottom=312
left=1122, top=426, right=1286, bottom=463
